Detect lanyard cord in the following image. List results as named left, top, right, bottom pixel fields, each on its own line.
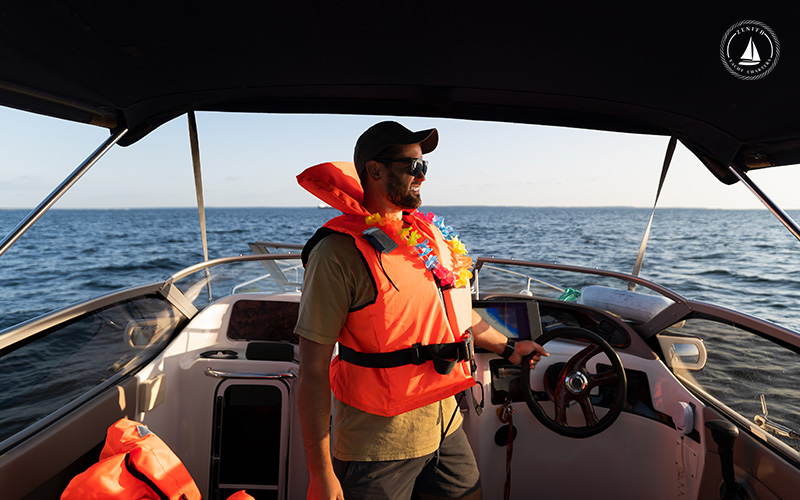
left=500, top=401, right=515, bottom=500
left=434, top=394, right=464, bottom=473
left=373, top=247, right=399, bottom=291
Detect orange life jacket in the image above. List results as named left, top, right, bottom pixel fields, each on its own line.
left=297, top=162, right=475, bottom=416
left=61, top=418, right=254, bottom=500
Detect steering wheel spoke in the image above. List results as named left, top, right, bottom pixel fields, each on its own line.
left=554, top=398, right=569, bottom=424
left=576, top=394, right=599, bottom=426
left=521, top=327, right=627, bottom=438
left=588, top=369, right=620, bottom=389
left=571, top=343, right=603, bottom=372
left=553, top=384, right=573, bottom=424
left=553, top=390, right=599, bottom=427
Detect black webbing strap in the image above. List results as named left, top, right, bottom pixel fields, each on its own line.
left=338, top=336, right=473, bottom=375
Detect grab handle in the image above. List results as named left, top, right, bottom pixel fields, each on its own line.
left=204, top=367, right=297, bottom=380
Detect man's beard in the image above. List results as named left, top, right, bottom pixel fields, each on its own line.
left=386, top=169, right=421, bottom=210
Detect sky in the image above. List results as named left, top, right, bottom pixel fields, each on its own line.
left=1, top=106, right=799, bottom=211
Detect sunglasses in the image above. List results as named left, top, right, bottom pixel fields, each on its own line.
left=374, top=157, right=428, bottom=177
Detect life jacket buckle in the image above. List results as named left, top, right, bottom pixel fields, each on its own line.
left=410, top=342, right=425, bottom=365
left=462, top=334, right=477, bottom=373
left=458, top=335, right=472, bottom=361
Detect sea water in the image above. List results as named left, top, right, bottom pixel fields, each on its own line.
left=1, top=206, right=800, bottom=445
left=1, top=206, right=799, bottom=333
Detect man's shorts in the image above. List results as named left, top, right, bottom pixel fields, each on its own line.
left=332, top=426, right=481, bottom=500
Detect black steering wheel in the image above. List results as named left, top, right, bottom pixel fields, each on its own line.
left=521, top=326, right=627, bottom=438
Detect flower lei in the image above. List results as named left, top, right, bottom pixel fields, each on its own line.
left=365, top=210, right=473, bottom=288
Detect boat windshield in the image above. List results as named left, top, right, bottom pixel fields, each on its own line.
left=472, top=257, right=680, bottom=324
left=0, top=293, right=187, bottom=447
left=666, top=316, right=800, bottom=458
left=171, top=251, right=304, bottom=312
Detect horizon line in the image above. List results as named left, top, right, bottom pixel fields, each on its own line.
left=2, top=205, right=798, bottom=211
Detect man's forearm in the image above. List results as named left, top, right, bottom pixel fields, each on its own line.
left=297, top=338, right=336, bottom=478
left=470, top=309, right=549, bottom=366
left=470, top=309, right=510, bottom=354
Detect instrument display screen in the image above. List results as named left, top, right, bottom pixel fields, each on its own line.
left=473, top=300, right=542, bottom=341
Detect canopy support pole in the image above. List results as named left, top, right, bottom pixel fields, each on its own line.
left=188, top=111, right=212, bottom=301
left=728, top=165, right=800, bottom=243
left=0, top=127, right=128, bottom=259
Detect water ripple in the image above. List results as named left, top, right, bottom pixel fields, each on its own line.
left=1, top=207, right=799, bottom=332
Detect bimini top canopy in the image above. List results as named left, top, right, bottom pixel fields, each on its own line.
left=0, top=3, right=797, bottom=184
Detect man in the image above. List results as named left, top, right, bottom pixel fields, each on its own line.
left=295, top=121, right=548, bottom=500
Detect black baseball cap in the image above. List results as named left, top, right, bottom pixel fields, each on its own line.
left=354, top=121, right=438, bottom=175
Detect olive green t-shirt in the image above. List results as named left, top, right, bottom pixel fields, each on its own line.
left=294, top=232, right=463, bottom=461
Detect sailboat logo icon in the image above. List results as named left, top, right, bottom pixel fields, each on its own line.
left=739, top=37, right=760, bottom=66
left=720, top=20, right=779, bottom=80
